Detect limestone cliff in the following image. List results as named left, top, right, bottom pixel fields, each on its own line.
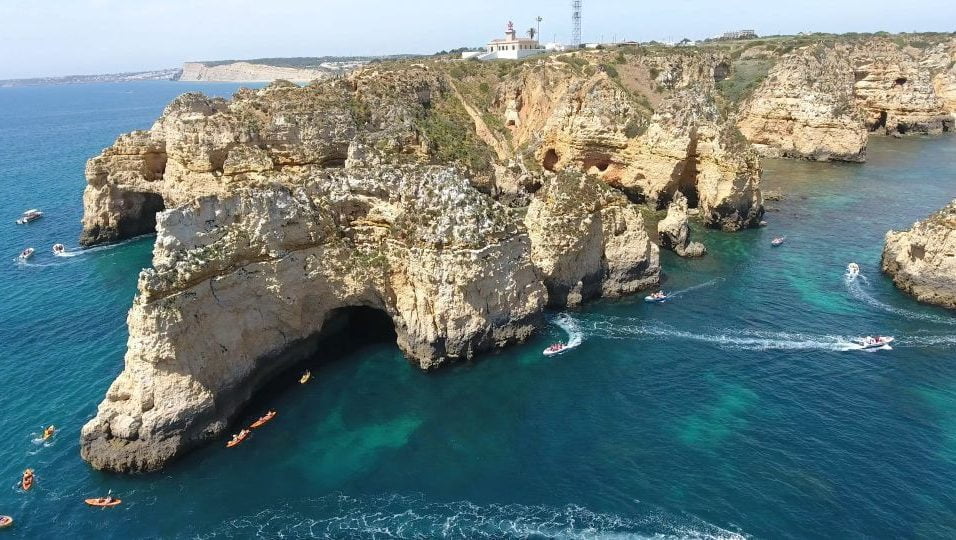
left=882, top=200, right=956, bottom=309
left=737, top=44, right=868, bottom=162
left=79, top=52, right=775, bottom=471
left=736, top=36, right=956, bottom=162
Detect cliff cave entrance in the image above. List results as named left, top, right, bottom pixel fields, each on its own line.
left=674, top=134, right=700, bottom=208
left=871, top=111, right=888, bottom=132
left=119, top=191, right=166, bottom=241
left=542, top=149, right=560, bottom=172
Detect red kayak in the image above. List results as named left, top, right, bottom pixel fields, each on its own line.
left=250, top=411, right=277, bottom=429
left=21, top=469, right=34, bottom=491
left=226, top=429, right=251, bottom=448
left=85, top=497, right=121, bottom=508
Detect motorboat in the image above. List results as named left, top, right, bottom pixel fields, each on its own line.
left=857, top=336, right=894, bottom=350
left=771, top=237, right=786, bottom=247
left=846, top=262, right=860, bottom=279
left=16, top=209, right=42, bottom=225
left=299, top=370, right=311, bottom=384
left=543, top=343, right=567, bottom=356
left=18, top=248, right=35, bottom=261
left=644, top=291, right=669, bottom=303
left=52, top=243, right=66, bottom=255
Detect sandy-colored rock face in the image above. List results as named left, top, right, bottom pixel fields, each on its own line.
left=80, top=164, right=661, bottom=472
left=882, top=200, right=956, bottom=309
left=738, top=44, right=868, bottom=162
left=495, top=56, right=762, bottom=231
left=738, top=38, right=956, bottom=162
left=658, top=191, right=706, bottom=258
left=525, top=173, right=660, bottom=307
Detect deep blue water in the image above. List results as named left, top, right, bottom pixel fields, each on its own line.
left=1, top=82, right=955, bottom=539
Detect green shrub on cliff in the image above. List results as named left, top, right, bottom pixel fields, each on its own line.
left=414, top=95, right=494, bottom=172
left=717, top=59, right=774, bottom=104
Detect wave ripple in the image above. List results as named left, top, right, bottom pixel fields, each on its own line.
left=196, top=494, right=748, bottom=539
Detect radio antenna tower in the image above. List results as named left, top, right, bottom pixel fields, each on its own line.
left=571, top=0, right=582, bottom=47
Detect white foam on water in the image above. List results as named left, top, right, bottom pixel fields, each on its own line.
left=669, top=278, right=725, bottom=298
left=844, top=273, right=956, bottom=326
left=194, top=494, right=749, bottom=539
left=586, top=317, right=861, bottom=352
left=553, top=313, right=584, bottom=349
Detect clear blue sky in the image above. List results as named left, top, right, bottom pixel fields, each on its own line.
left=2, top=0, right=954, bottom=79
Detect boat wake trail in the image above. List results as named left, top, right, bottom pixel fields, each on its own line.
left=668, top=278, right=725, bottom=298
left=195, top=493, right=747, bottom=540
left=586, top=316, right=861, bottom=352
left=844, top=274, right=956, bottom=326
left=553, top=313, right=583, bottom=349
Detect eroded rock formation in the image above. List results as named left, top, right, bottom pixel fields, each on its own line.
left=882, top=200, right=956, bottom=309
left=658, top=191, right=706, bottom=258
left=737, top=36, right=956, bottom=162
left=78, top=51, right=775, bottom=471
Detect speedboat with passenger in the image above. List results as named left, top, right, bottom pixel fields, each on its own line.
left=771, top=236, right=786, bottom=247
left=857, top=335, right=894, bottom=350
left=644, top=291, right=669, bottom=303
left=52, top=243, right=66, bottom=255
left=543, top=342, right=567, bottom=356
left=18, top=248, right=34, bottom=261
left=16, top=209, right=43, bottom=225
left=846, top=262, right=860, bottom=279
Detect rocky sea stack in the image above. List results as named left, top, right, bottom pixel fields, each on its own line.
left=882, top=199, right=956, bottom=309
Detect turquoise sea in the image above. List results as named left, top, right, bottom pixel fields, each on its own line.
left=1, top=82, right=955, bottom=538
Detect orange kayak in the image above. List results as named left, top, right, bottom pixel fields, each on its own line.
left=250, top=411, right=277, bottom=429
left=85, top=498, right=121, bottom=508
left=226, top=430, right=251, bottom=448
left=21, top=470, right=34, bottom=491
left=0, top=515, right=13, bottom=528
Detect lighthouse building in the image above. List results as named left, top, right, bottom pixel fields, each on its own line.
left=462, top=22, right=546, bottom=61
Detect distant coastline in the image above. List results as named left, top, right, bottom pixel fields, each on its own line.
left=0, top=69, right=182, bottom=88
left=1, top=55, right=422, bottom=87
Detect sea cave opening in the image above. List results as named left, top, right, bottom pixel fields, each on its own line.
left=894, top=77, right=907, bottom=86
left=119, top=191, right=166, bottom=240
left=871, top=110, right=888, bottom=132
left=235, top=306, right=398, bottom=423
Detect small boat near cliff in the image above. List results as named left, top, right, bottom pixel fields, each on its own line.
left=52, top=243, right=66, bottom=255
left=771, top=237, right=786, bottom=247
left=42, top=425, right=56, bottom=440
left=644, top=291, right=669, bottom=303
left=0, top=515, right=13, bottom=529
left=226, top=429, right=251, bottom=448
left=250, top=410, right=277, bottom=429
left=18, top=248, right=34, bottom=261
left=299, top=370, right=311, bottom=384
left=16, top=209, right=42, bottom=225
left=846, top=262, right=860, bottom=279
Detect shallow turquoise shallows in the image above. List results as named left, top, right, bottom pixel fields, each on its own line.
left=1, top=82, right=956, bottom=539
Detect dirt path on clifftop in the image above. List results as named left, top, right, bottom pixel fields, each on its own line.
left=447, top=80, right=512, bottom=162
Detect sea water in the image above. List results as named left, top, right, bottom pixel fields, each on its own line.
left=1, top=82, right=955, bottom=538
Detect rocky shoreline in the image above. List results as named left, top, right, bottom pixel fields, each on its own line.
left=78, top=34, right=956, bottom=472
left=882, top=200, right=956, bottom=309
